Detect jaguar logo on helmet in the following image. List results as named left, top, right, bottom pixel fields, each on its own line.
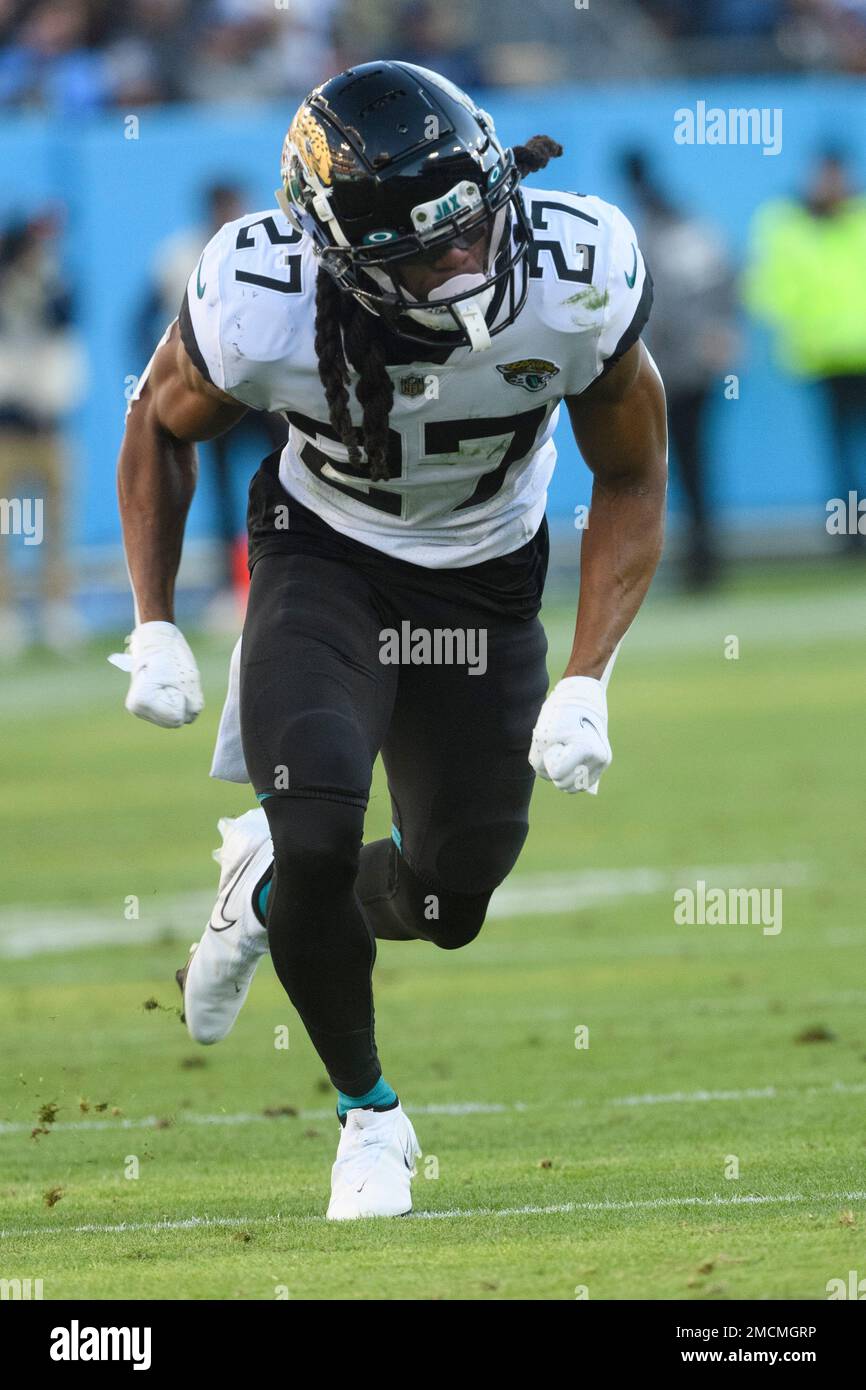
left=287, top=105, right=333, bottom=188
left=496, top=359, right=561, bottom=392
left=274, top=61, right=562, bottom=353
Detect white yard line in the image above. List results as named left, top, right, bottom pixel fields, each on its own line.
left=611, top=1079, right=866, bottom=1107
left=543, top=586, right=866, bottom=658
left=2, top=1078, right=863, bottom=1139
left=611, top=1086, right=778, bottom=1106
left=0, top=862, right=810, bottom=959
left=487, top=862, right=809, bottom=921
left=3, top=586, right=864, bottom=721
left=0, top=892, right=213, bottom=958
left=0, top=1102, right=511, bottom=1137
left=413, top=1190, right=866, bottom=1219
left=2, top=1189, right=865, bottom=1240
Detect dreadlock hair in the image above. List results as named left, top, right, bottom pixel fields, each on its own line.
left=314, top=269, right=393, bottom=481
left=313, top=134, right=563, bottom=481
left=512, top=135, right=563, bottom=177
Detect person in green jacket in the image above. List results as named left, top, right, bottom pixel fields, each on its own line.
left=744, top=149, right=866, bottom=548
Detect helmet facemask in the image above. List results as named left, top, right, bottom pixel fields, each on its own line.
left=363, top=200, right=513, bottom=351
left=277, top=121, right=532, bottom=354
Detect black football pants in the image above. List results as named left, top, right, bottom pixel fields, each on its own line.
left=239, top=551, right=548, bottom=1094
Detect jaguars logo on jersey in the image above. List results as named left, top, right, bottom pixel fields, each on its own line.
left=496, top=359, right=561, bottom=393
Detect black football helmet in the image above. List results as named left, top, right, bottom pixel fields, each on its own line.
left=276, top=60, right=533, bottom=352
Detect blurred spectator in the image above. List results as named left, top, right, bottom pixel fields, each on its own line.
left=0, top=210, right=87, bottom=656
left=6, top=0, right=864, bottom=108
left=744, top=149, right=866, bottom=544
left=135, top=180, right=287, bottom=627
left=181, top=0, right=338, bottom=105
left=103, top=0, right=199, bottom=107
left=397, top=1, right=483, bottom=90
left=135, top=181, right=246, bottom=355
left=623, top=151, right=739, bottom=589
left=642, top=0, right=784, bottom=38
left=0, top=0, right=110, bottom=113
left=783, top=1, right=866, bottom=75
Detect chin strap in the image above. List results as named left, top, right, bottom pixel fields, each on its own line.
left=423, top=209, right=508, bottom=351
left=453, top=297, right=492, bottom=351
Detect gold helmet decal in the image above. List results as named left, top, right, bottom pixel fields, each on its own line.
left=288, top=104, right=333, bottom=188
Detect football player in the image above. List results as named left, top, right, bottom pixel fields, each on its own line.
left=114, top=62, right=667, bottom=1220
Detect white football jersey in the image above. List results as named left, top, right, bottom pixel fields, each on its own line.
left=181, top=187, right=651, bottom=568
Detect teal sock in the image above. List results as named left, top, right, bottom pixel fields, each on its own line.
left=256, top=878, right=271, bottom=924
left=337, top=1077, right=397, bottom=1117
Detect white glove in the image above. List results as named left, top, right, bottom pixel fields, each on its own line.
left=529, top=675, right=612, bottom=795
left=109, top=621, right=204, bottom=728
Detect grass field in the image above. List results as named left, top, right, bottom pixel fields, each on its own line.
left=1, top=560, right=865, bottom=1301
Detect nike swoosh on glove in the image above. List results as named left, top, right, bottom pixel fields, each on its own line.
left=528, top=675, right=612, bottom=795
left=109, top=621, right=204, bottom=728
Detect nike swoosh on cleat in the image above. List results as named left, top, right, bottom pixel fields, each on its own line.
left=209, top=850, right=259, bottom=932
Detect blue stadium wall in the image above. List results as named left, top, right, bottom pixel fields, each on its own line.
left=1, top=78, right=863, bottom=550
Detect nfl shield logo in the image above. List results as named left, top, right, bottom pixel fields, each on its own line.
left=399, top=374, right=427, bottom=398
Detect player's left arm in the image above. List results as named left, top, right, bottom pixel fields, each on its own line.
left=564, top=338, right=667, bottom=679
left=529, top=339, right=667, bottom=794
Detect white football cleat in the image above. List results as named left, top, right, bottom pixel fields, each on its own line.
left=326, top=1101, right=422, bottom=1221
left=177, top=809, right=273, bottom=1044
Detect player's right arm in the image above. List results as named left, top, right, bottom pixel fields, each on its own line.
left=118, top=319, right=247, bottom=624
left=114, top=320, right=248, bottom=727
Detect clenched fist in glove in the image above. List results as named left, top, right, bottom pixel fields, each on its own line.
left=529, top=675, right=612, bottom=795
left=109, top=621, right=204, bottom=728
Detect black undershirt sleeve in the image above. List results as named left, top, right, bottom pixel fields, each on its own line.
left=177, top=292, right=214, bottom=387
left=598, top=262, right=654, bottom=378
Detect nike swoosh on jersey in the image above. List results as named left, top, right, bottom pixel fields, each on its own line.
left=196, top=256, right=207, bottom=299
left=624, top=244, right=638, bottom=288
left=209, top=850, right=258, bottom=932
